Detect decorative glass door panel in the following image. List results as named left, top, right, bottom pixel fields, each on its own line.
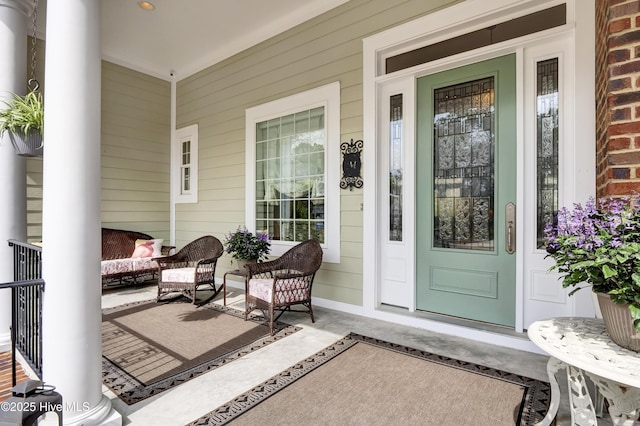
left=536, top=58, right=559, bottom=248
left=416, top=54, right=517, bottom=327
left=390, top=94, right=403, bottom=241
left=433, top=77, right=495, bottom=251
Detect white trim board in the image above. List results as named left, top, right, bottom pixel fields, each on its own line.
left=362, top=0, right=595, bottom=352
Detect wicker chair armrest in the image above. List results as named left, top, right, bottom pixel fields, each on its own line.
left=157, top=256, right=188, bottom=270
left=195, top=257, right=219, bottom=268
left=161, top=245, right=176, bottom=256
left=273, top=270, right=308, bottom=280
left=245, top=258, right=286, bottom=277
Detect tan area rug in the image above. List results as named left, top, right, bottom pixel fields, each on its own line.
left=101, top=300, right=299, bottom=404
left=189, top=333, right=550, bottom=425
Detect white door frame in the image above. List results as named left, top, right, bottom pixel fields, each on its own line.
left=362, top=0, right=595, bottom=351
left=377, top=79, right=416, bottom=310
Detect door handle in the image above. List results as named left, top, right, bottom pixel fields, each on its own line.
left=505, top=202, right=516, bottom=254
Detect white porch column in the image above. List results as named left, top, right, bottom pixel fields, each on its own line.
left=0, top=0, right=29, bottom=352
left=41, top=1, right=120, bottom=424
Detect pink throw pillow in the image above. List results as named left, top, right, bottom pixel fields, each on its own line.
left=132, top=238, right=164, bottom=258
left=132, top=241, right=154, bottom=258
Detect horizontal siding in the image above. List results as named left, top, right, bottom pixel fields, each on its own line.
left=102, top=178, right=168, bottom=192
left=26, top=59, right=172, bottom=243
left=26, top=159, right=43, bottom=241
left=341, top=241, right=363, bottom=257
left=314, top=281, right=363, bottom=306
left=175, top=0, right=457, bottom=305
left=25, top=38, right=45, bottom=241
left=102, top=167, right=167, bottom=184
left=101, top=62, right=171, bottom=238
left=102, top=189, right=169, bottom=202
left=341, top=193, right=362, bottom=211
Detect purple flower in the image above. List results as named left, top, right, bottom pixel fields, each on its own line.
left=544, top=194, right=640, bottom=296
left=224, top=225, right=271, bottom=260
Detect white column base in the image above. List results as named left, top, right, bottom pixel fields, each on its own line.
left=39, top=395, right=122, bottom=426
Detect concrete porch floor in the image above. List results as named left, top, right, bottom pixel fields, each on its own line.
left=100, top=282, right=609, bottom=425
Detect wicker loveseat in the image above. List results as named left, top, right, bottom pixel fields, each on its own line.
left=101, top=227, right=174, bottom=287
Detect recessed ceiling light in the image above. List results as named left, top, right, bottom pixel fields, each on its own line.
left=137, top=1, right=155, bottom=11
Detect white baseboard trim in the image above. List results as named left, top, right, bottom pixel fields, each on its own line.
left=311, top=296, right=364, bottom=316
left=0, top=331, right=10, bottom=353
left=223, top=279, right=541, bottom=354
left=314, top=298, right=541, bottom=354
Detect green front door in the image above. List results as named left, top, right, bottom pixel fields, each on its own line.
left=416, top=54, right=517, bottom=327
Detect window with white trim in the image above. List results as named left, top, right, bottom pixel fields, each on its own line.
left=174, top=124, right=198, bottom=203
left=181, top=139, right=192, bottom=192
left=246, top=82, right=340, bottom=263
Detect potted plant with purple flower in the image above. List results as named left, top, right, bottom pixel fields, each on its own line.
left=545, top=195, right=640, bottom=351
left=224, top=226, right=271, bottom=271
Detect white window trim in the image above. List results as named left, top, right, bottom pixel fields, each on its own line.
left=246, top=81, right=341, bottom=263
left=173, top=124, right=198, bottom=204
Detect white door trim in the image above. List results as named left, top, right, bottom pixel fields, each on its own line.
left=362, top=0, right=594, bottom=351
left=377, top=79, right=416, bottom=310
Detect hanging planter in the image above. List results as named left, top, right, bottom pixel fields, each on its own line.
left=0, top=90, right=44, bottom=158
left=8, top=128, right=43, bottom=157
left=1, top=1, right=44, bottom=157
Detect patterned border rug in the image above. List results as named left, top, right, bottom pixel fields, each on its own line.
left=189, top=333, right=550, bottom=425
left=102, top=300, right=300, bottom=405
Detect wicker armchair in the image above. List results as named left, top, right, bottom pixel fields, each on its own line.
left=157, top=236, right=224, bottom=305
left=244, top=239, right=323, bottom=335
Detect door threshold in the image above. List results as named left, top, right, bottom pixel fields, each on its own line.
left=379, top=303, right=524, bottom=338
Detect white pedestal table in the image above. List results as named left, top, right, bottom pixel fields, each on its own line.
left=528, top=318, right=640, bottom=426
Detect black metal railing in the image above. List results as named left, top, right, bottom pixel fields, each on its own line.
left=2, top=240, right=44, bottom=385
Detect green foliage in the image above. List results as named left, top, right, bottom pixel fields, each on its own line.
left=0, top=91, right=44, bottom=138
left=224, top=226, right=271, bottom=261
left=630, top=304, right=640, bottom=330
left=545, top=196, right=640, bottom=331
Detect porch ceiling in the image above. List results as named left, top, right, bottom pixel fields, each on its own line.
left=36, top=0, right=349, bottom=81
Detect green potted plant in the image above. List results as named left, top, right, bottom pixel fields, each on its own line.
left=0, top=90, right=44, bottom=157
left=224, top=226, right=271, bottom=270
left=545, top=196, right=640, bottom=351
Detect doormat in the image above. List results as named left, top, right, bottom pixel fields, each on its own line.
left=102, top=300, right=299, bottom=404
left=188, top=333, right=550, bottom=425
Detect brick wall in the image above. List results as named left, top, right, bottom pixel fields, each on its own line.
left=597, top=0, right=640, bottom=197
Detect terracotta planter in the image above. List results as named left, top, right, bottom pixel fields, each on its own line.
left=9, top=129, right=43, bottom=157
left=596, top=292, right=640, bottom=352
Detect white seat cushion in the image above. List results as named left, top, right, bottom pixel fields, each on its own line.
left=101, top=257, right=158, bottom=276
left=248, top=277, right=308, bottom=304
left=101, top=258, right=136, bottom=276
left=248, top=278, right=274, bottom=302
left=162, top=267, right=196, bottom=283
